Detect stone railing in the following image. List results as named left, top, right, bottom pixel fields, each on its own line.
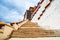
left=0, top=25, right=13, bottom=40
left=0, top=20, right=28, bottom=40
left=11, top=19, right=28, bottom=30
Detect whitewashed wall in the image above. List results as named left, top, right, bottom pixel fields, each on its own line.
left=31, top=0, right=60, bottom=30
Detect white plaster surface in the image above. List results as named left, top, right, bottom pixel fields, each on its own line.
left=31, top=0, right=60, bottom=29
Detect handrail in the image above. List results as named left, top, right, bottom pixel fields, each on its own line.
left=31, top=0, right=44, bottom=19
left=38, top=0, right=53, bottom=20
left=18, top=19, right=28, bottom=27
left=31, top=4, right=40, bottom=19
left=0, top=29, right=3, bottom=33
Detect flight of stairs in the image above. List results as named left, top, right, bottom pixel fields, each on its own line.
left=11, top=21, right=54, bottom=38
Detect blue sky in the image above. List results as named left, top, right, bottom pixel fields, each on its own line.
left=0, top=0, right=40, bottom=23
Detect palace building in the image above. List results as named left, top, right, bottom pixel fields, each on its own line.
left=0, top=0, right=60, bottom=40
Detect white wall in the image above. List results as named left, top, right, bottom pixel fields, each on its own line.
left=31, top=0, right=60, bottom=30
left=31, top=0, right=50, bottom=22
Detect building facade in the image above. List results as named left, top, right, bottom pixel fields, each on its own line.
left=31, top=0, right=60, bottom=30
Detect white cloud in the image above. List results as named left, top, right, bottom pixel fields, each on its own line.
left=4, top=0, right=40, bottom=12
left=0, top=5, right=23, bottom=22
left=0, top=0, right=40, bottom=23
left=4, top=10, right=23, bottom=22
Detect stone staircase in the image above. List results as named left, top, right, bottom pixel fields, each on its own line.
left=11, top=21, right=54, bottom=38
left=21, top=21, right=40, bottom=27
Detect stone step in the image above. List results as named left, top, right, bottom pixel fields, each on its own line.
left=21, top=25, right=40, bottom=27
left=21, top=21, right=39, bottom=27
left=22, top=21, right=38, bottom=25
left=23, top=23, right=38, bottom=25
left=11, top=27, right=54, bottom=38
